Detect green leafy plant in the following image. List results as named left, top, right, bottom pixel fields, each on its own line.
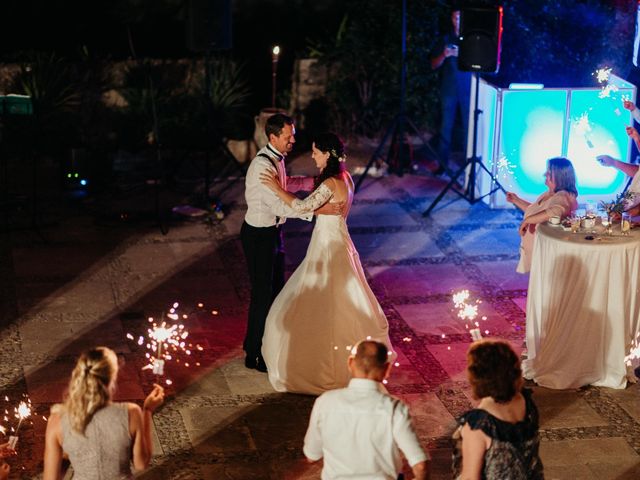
left=206, top=58, right=251, bottom=113
left=304, top=0, right=442, bottom=138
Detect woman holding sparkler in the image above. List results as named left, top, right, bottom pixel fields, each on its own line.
left=43, top=347, right=164, bottom=479
left=452, top=339, right=544, bottom=479
left=259, top=133, right=395, bottom=394
left=506, top=157, right=578, bottom=273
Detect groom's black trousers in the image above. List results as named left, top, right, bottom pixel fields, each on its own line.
left=240, top=221, right=285, bottom=358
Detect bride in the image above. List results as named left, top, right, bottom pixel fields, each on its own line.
left=259, top=133, right=395, bottom=395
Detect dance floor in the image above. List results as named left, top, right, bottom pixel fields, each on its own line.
left=1, top=147, right=639, bottom=479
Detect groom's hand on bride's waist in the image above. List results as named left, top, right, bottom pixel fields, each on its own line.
left=315, top=201, right=345, bottom=216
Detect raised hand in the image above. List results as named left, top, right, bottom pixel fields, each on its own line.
left=626, top=126, right=640, bottom=141
left=623, top=100, right=636, bottom=112
left=444, top=45, right=458, bottom=57
left=505, top=192, right=519, bottom=204
left=519, top=221, right=530, bottom=236
left=0, top=443, right=15, bottom=459
left=596, top=155, right=615, bottom=167
left=143, top=384, right=165, bottom=413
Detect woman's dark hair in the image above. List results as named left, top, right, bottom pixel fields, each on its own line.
left=467, top=339, right=522, bottom=403
left=313, top=132, right=346, bottom=188
left=547, top=157, right=578, bottom=196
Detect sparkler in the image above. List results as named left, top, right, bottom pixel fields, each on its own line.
left=593, top=67, right=632, bottom=126
left=599, top=83, right=619, bottom=99
left=574, top=112, right=595, bottom=149
left=126, top=302, right=205, bottom=386
left=496, top=154, right=516, bottom=187
left=451, top=289, right=488, bottom=341
left=594, top=67, right=612, bottom=84
left=7, top=399, right=32, bottom=449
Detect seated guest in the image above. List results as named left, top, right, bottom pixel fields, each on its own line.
left=43, top=347, right=165, bottom=480
left=303, top=340, right=430, bottom=480
left=506, top=157, right=578, bottom=273
left=452, top=339, right=544, bottom=480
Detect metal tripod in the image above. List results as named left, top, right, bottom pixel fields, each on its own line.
left=423, top=72, right=506, bottom=216
left=354, top=0, right=439, bottom=193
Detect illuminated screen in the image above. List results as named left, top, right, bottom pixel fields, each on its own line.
left=566, top=89, right=628, bottom=196
left=472, top=79, right=634, bottom=207
left=499, top=90, right=567, bottom=198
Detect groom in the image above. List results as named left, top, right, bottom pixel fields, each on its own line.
left=241, top=113, right=339, bottom=372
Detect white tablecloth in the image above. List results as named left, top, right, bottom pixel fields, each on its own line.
left=523, top=223, right=640, bottom=389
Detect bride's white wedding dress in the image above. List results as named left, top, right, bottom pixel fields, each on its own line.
left=262, top=172, right=395, bottom=395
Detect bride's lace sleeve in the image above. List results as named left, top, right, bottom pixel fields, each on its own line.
left=290, top=183, right=333, bottom=213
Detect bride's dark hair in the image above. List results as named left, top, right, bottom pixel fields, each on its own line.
left=314, top=132, right=346, bottom=189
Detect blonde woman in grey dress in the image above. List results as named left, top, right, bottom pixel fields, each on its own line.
left=43, top=347, right=164, bottom=480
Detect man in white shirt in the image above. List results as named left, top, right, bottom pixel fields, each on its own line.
left=241, top=113, right=338, bottom=372
left=304, top=340, right=430, bottom=480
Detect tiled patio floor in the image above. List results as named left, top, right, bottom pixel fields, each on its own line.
left=0, top=146, right=638, bottom=479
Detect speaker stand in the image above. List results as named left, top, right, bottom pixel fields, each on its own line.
left=423, top=72, right=505, bottom=216
left=355, top=0, right=440, bottom=192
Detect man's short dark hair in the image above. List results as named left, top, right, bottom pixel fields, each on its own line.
left=265, top=113, right=294, bottom=139
left=354, top=340, right=389, bottom=374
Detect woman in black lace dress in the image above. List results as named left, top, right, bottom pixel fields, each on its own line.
left=452, top=339, right=544, bottom=479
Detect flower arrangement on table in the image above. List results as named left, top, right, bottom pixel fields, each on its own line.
left=600, top=191, right=635, bottom=234
left=600, top=191, right=634, bottom=216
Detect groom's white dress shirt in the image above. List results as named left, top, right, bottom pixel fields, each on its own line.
left=244, top=144, right=314, bottom=227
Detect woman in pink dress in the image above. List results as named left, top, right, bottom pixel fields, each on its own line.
left=506, top=157, right=578, bottom=273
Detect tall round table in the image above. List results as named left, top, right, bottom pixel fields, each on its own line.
left=523, top=223, right=640, bottom=389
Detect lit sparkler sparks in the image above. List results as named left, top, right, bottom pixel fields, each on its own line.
left=594, top=67, right=612, bottom=84
left=7, top=398, right=32, bottom=449
left=451, top=290, right=489, bottom=341
left=458, top=303, right=478, bottom=321
left=599, top=83, right=619, bottom=99
left=496, top=154, right=516, bottom=182
left=574, top=113, right=592, bottom=136
left=452, top=290, right=470, bottom=308
left=15, top=402, right=31, bottom=432
left=573, top=113, right=595, bottom=149
left=126, top=302, right=206, bottom=385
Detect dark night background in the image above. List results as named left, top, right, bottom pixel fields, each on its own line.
left=0, top=0, right=637, bottom=156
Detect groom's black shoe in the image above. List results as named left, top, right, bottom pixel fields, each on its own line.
left=256, top=356, right=268, bottom=373
left=244, top=355, right=257, bottom=370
